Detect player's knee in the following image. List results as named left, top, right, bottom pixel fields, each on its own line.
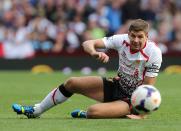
left=64, top=77, right=77, bottom=91
left=86, top=105, right=101, bottom=118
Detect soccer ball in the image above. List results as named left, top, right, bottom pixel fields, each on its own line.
left=131, top=85, right=161, bottom=114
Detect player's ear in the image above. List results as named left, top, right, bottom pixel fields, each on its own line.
left=146, top=32, right=148, bottom=38
left=128, top=31, right=131, bottom=38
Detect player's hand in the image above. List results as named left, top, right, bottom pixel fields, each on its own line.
left=126, top=114, right=147, bottom=119
left=92, top=52, right=109, bottom=63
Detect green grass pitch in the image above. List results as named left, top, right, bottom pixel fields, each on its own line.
left=0, top=71, right=181, bottom=131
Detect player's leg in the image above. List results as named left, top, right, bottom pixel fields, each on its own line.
left=72, top=100, right=130, bottom=118
left=87, top=100, right=130, bottom=118
left=65, top=76, right=104, bottom=101
left=13, top=76, right=104, bottom=118
left=12, top=84, right=73, bottom=118
left=35, top=76, right=104, bottom=114
left=71, top=77, right=131, bottom=118
left=71, top=101, right=147, bottom=119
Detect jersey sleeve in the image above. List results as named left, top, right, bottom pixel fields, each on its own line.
left=102, top=34, right=127, bottom=50
left=145, top=48, right=162, bottom=77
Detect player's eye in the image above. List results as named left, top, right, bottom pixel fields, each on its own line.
left=131, top=34, right=136, bottom=38
left=138, top=35, right=143, bottom=39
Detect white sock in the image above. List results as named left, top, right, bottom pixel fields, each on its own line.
left=33, top=88, right=68, bottom=116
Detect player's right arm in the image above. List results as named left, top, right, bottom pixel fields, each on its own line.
left=82, top=39, right=109, bottom=63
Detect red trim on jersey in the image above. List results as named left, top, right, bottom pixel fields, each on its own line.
left=140, top=50, right=149, bottom=62
left=123, top=40, right=148, bottom=55
left=123, top=40, right=139, bottom=54
left=130, top=41, right=147, bottom=54
left=142, top=67, right=147, bottom=82
left=142, top=41, right=147, bottom=49
left=52, top=88, right=58, bottom=105
left=130, top=48, right=139, bottom=54
left=123, top=40, right=130, bottom=47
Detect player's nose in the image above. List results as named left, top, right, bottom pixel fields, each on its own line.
left=133, top=37, right=139, bottom=43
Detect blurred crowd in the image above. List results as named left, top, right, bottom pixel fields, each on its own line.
left=0, top=0, right=181, bottom=59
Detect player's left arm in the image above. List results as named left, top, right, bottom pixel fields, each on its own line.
left=143, top=47, right=162, bottom=86
left=143, top=76, right=156, bottom=85
left=128, top=49, right=162, bottom=120
left=126, top=114, right=147, bottom=119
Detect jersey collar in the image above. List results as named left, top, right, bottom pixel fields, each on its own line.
left=130, top=41, right=147, bottom=54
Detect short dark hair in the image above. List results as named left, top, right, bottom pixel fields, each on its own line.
left=129, top=19, right=149, bottom=33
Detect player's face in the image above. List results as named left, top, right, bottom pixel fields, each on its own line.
left=128, top=31, right=148, bottom=51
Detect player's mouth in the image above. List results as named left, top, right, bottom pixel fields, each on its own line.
left=131, top=43, right=140, bottom=50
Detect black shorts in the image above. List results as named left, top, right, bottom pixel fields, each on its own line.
left=103, top=77, right=139, bottom=115
left=103, top=77, right=131, bottom=104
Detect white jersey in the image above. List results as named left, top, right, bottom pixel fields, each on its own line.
left=103, top=34, right=162, bottom=95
